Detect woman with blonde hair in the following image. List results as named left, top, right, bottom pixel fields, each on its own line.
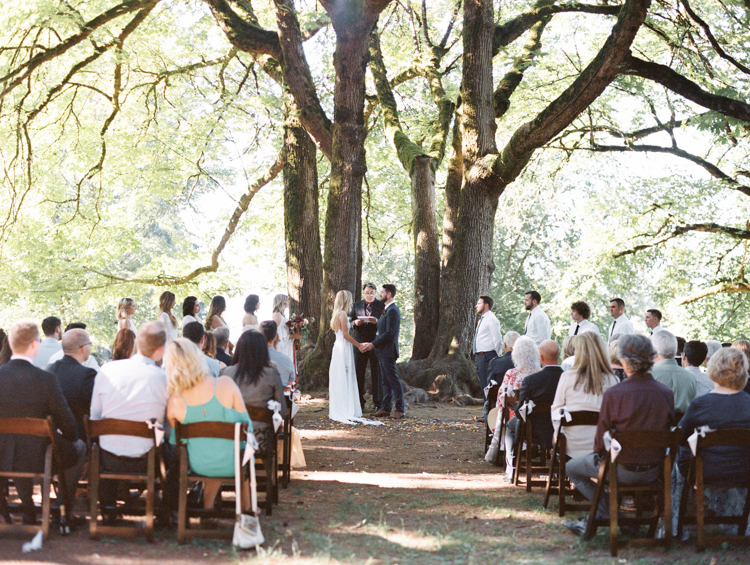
left=271, top=293, right=300, bottom=363
left=328, top=290, right=382, bottom=425
left=550, top=332, right=619, bottom=458
left=165, top=338, right=251, bottom=511
left=158, top=291, right=179, bottom=344
left=117, top=298, right=137, bottom=336
left=561, top=335, right=577, bottom=371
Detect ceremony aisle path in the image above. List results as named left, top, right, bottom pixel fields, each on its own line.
left=0, top=398, right=745, bottom=564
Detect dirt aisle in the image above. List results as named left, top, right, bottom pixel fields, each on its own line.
left=0, top=399, right=741, bottom=564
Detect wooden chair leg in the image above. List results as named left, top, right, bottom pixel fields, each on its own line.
left=696, top=458, right=705, bottom=553
left=609, top=461, right=619, bottom=557
left=89, top=445, right=100, bottom=540
left=177, top=446, right=189, bottom=544
left=41, top=446, right=52, bottom=539
left=145, top=449, right=155, bottom=542
left=584, top=458, right=608, bottom=541
left=543, top=441, right=558, bottom=509
left=662, top=459, right=672, bottom=548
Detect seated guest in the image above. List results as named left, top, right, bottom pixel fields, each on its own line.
left=212, top=326, right=233, bottom=367
left=0, top=319, right=85, bottom=524
left=181, top=296, right=200, bottom=329
left=165, top=339, right=251, bottom=511
left=676, top=336, right=686, bottom=365
left=682, top=340, right=713, bottom=396
left=563, top=334, right=674, bottom=535
left=484, top=337, right=540, bottom=464
left=201, top=332, right=225, bottom=370
left=260, top=321, right=295, bottom=389
left=551, top=333, right=619, bottom=460
left=220, top=331, right=286, bottom=452
left=671, top=347, right=750, bottom=535
left=47, top=329, right=98, bottom=440
left=561, top=335, right=577, bottom=371
left=487, top=331, right=519, bottom=386
left=503, top=340, right=563, bottom=482
left=32, top=316, right=62, bottom=368
left=46, top=323, right=101, bottom=371
left=608, top=340, right=626, bottom=381
left=650, top=330, right=697, bottom=415
left=182, top=321, right=220, bottom=378
left=90, top=322, right=175, bottom=516
left=111, top=328, right=136, bottom=361
left=705, top=340, right=722, bottom=367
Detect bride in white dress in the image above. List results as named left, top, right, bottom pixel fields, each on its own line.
left=329, top=290, right=382, bottom=426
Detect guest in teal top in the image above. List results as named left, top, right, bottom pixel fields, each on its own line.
left=165, top=338, right=252, bottom=511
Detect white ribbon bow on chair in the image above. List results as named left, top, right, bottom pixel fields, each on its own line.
left=145, top=419, right=165, bottom=446
left=518, top=400, right=535, bottom=420
left=688, top=425, right=715, bottom=456
left=242, top=429, right=260, bottom=466
left=267, top=400, right=283, bottom=432
left=483, top=379, right=497, bottom=398
left=551, top=407, right=572, bottom=433
left=602, top=430, right=622, bottom=462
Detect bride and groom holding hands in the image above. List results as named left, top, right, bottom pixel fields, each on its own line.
left=329, top=283, right=406, bottom=425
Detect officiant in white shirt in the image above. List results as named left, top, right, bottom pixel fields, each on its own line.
left=607, top=297, right=634, bottom=344
left=523, top=291, right=551, bottom=346
left=473, top=295, right=503, bottom=393
left=568, top=301, right=601, bottom=337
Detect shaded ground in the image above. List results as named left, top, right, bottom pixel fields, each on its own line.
left=0, top=398, right=747, bottom=564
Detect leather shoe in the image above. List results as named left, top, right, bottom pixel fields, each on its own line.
left=370, top=410, right=390, bottom=418
left=389, top=412, right=405, bottom=420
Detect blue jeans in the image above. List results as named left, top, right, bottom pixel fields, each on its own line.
left=378, top=357, right=404, bottom=414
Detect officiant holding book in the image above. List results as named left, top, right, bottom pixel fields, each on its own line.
left=350, top=283, right=385, bottom=410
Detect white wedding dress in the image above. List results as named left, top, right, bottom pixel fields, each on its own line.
left=329, top=323, right=382, bottom=426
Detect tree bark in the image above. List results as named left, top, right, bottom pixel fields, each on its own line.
left=298, top=0, right=392, bottom=388
left=410, top=155, right=441, bottom=360
left=283, top=98, right=322, bottom=343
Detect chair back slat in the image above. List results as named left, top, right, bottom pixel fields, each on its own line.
left=85, top=417, right=156, bottom=440
left=561, top=410, right=600, bottom=427
left=0, top=416, right=54, bottom=438
left=245, top=406, right=274, bottom=426
left=696, top=427, right=750, bottom=449
left=611, top=429, right=680, bottom=450
left=176, top=421, right=247, bottom=442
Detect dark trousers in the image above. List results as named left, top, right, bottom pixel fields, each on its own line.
left=378, top=357, right=404, bottom=414
left=354, top=347, right=380, bottom=409
left=99, top=443, right=178, bottom=516
left=475, top=351, right=497, bottom=421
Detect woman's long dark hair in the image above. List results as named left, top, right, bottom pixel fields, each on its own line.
left=244, top=294, right=259, bottom=314
left=232, top=331, right=270, bottom=386
left=182, top=296, right=198, bottom=318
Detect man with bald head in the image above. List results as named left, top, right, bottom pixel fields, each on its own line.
left=47, top=328, right=98, bottom=439
left=502, top=339, right=563, bottom=482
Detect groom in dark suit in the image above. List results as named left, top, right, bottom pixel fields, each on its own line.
left=350, top=283, right=385, bottom=410
left=363, top=284, right=405, bottom=419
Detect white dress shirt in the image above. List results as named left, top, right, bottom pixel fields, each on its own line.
left=33, top=337, right=61, bottom=368
left=90, top=354, right=169, bottom=457
left=649, top=324, right=664, bottom=335
left=524, top=306, right=551, bottom=346
left=568, top=319, right=601, bottom=337
left=607, top=314, right=634, bottom=343
left=474, top=311, right=503, bottom=355
left=46, top=349, right=100, bottom=372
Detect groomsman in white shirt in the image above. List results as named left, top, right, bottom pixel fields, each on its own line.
left=523, top=291, right=551, bottom=346
left=644, top=308, right=664, bottom=335
left=473, top=295, right=503, bottom=393
left=568, top=301, right=601, bottom=337
left=607, top=297, right=634, bottom=344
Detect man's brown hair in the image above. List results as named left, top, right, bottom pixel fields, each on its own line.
left=136, top=322, right=167, bottom=357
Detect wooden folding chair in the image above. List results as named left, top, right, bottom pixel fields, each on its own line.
left=0, top=416, right=57, bottom=539
left=245, top=406, right=278, bottom=514
left=677, top=428, right=750, bottom=552
left=544, top=410, right=600, bottom=515
left=513, top=402, right=552, bottom=491
left=583, top=429, right=680, bottom=557
left=175, top=421, right=252, bottom=543
left=85, top=417, right=162, bottom=541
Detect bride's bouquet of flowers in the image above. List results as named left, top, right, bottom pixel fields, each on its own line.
left=286, top=314, right=314, bottom=339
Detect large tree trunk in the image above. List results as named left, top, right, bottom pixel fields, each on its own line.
left=283, top=98, right=322, bottom=343
left=298, top=0, right=392, bottom=390
left=410, top=155, right=441, bottom=360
